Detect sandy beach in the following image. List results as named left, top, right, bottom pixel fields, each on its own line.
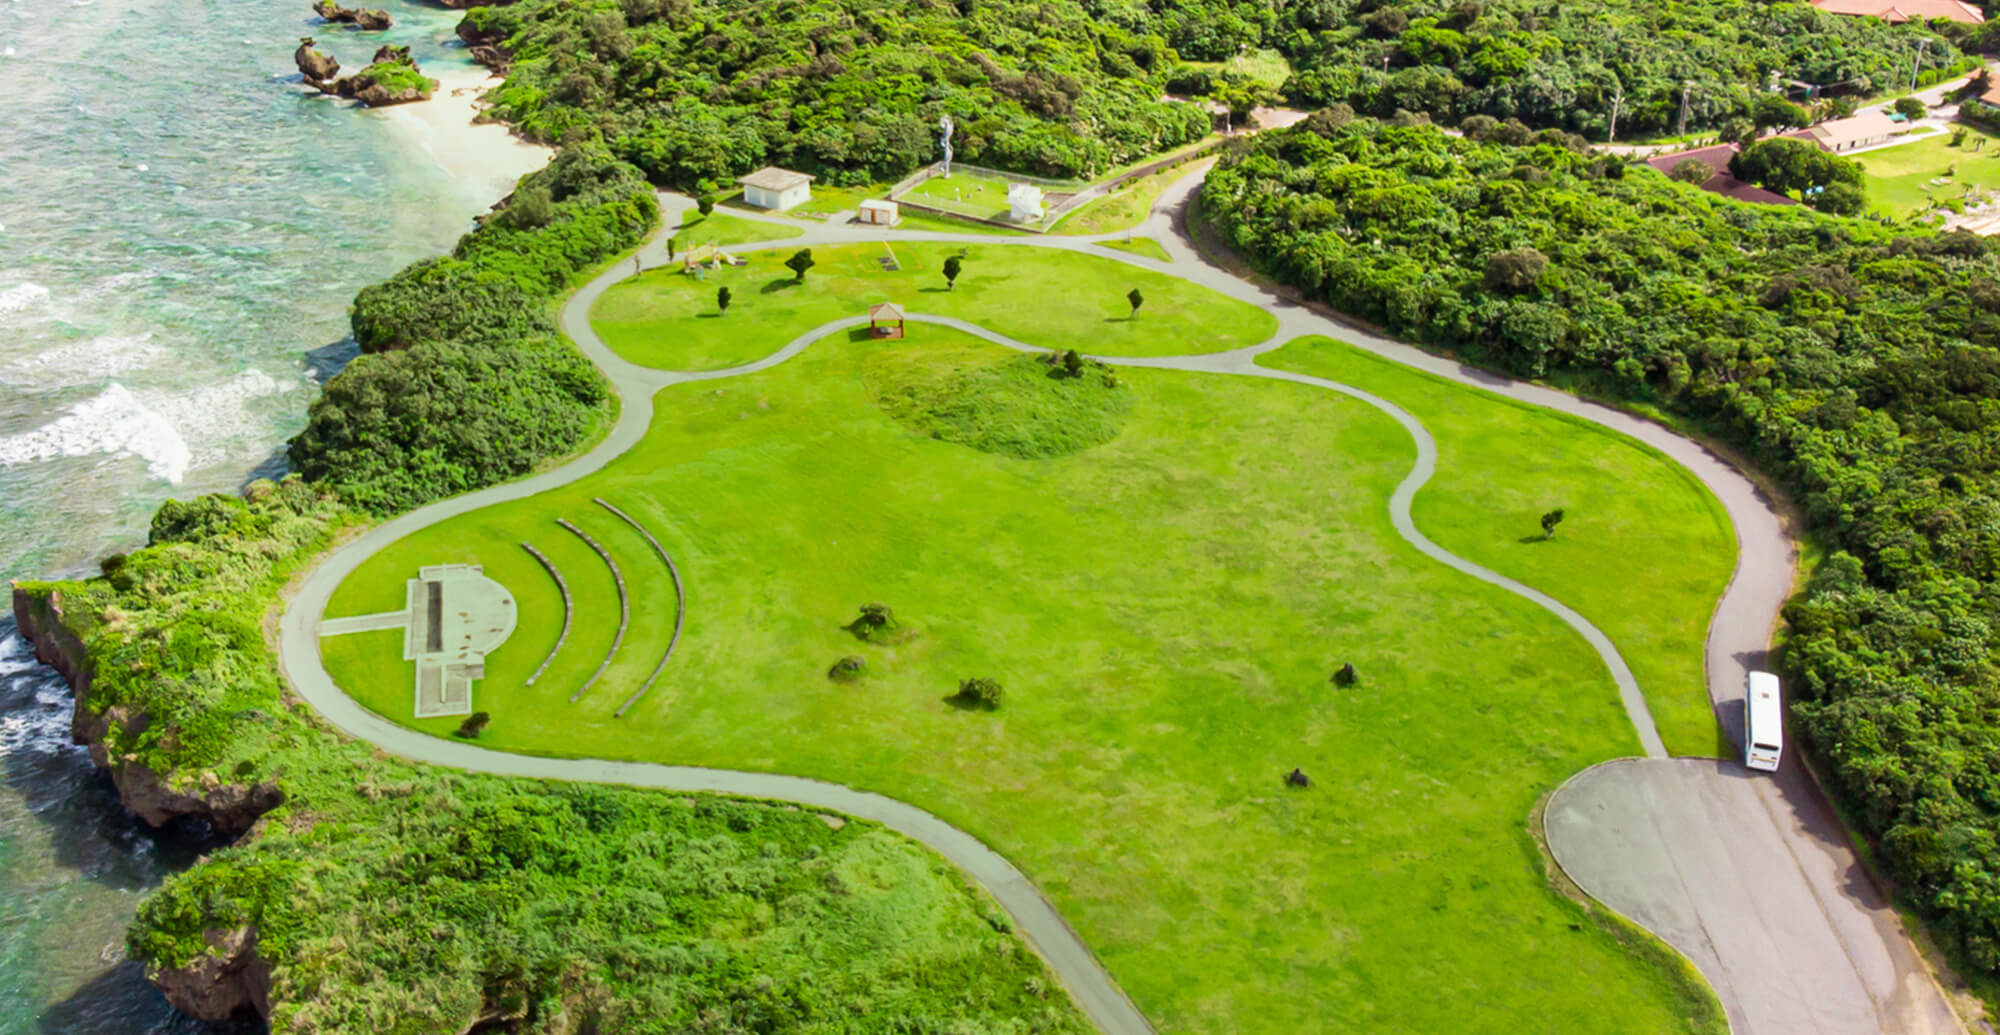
left=374, top=61, right=552, bottom=207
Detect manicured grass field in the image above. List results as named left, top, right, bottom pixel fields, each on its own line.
left=1854, top=125, right=2000, bottom=218
left=903, top=169, right=1069, bottom=224
left=667, top=210, right=801, bottom=249
left=1095, top=237, right=1173, bottom=262
left=1054, top=166, right=1190, bottom=236
left=325, top=326, right=1722, bottom=1034
left=1259, top=338, right=1735, bottom=756
left=1184, top=47, right=1292, bottom=87
left=588, top=241, right=1277, bottom=371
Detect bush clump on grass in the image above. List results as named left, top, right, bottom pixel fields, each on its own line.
left=455, top=711, right=491, bottom=738
left=846, top=603, right=899, bottom=642
left=828, top=655, right=866, bottom=682
left=869, top=348, right=1130, bottom=460
left=954, top=677, right=1005, bottom=711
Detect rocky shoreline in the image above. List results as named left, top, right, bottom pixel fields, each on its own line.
left=11, top=585, right=280, bottom=1023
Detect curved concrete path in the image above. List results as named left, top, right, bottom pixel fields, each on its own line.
left=279, top=178, right=1961, bottom=1033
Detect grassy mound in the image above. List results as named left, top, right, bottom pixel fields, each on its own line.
left=868, top=346, right=1131, bottom=459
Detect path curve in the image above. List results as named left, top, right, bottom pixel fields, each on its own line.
left=517, top=542, right=571, bottom=687
left=555, top=518, right=628, bottom=702
left=593, top=497, right=687, bottom=718
left=278, top=182, right=1961, bottom=1033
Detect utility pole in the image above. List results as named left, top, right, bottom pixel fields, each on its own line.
left=1676, top=80, right=1692, bottom=137
left=1911, top=38, right=1929, bottom=92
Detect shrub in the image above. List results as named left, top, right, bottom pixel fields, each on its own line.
left=828, top=656, right=865, bottom=682
left=456, top=712, right=492, bottom=738
left=847, top=603, right=898, bottom=641
left=954, top=677, right=1005, bottom=710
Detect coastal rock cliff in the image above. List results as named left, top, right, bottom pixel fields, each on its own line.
left=312, top=0, right=393, bottom=30
left=150, top=926, right=273, bottom=1024
left=455, top=18, right=511, bottom=70
left=9, top=585, right=283, bottom=838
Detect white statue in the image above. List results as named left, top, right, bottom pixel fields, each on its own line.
left=939, top=114, right=955, bottom=177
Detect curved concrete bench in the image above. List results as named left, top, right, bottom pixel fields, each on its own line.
left=556, top=517, right=628, bottom=701
left=518, top=542, right=573, bottom=687
left=593, top=498, right=687, bottom=718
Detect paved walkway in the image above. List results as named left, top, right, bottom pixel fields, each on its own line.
left=277, top=173, right=1962, bottom=1033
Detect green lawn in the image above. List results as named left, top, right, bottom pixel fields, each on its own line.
left=1095, top=237, right=1173, bottom=262
left=1853, top=125, right=2000, bottom=218
left=903, top=169, right=1069, bottom=224
left=667, top=210, right=801, bottom=249
left=1183, top=48, right=1292, bottom=88
left=325, top=325, right=1723, bottom=1034
left=1259, top=338, right=1735, bottom=757
left=587, top=241, right=1277, bottom=371
left=1054, top=166, right=1193, bottom=236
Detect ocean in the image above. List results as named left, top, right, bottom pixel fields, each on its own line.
left=0, top=0, right=535, bottom=1028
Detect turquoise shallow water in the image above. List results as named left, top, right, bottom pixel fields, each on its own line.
left=0, top=1, right=525, bottom=1028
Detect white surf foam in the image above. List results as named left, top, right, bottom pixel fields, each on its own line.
left=0, top=382, right=190, bottom=483
left=0, top=332, right=162, bottom=387
left=0, top=281, right=50, bottom=315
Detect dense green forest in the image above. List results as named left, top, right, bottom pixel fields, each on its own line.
left=290, top=146, right=653, bottom=514
left=1275, top=0, right=1970, bottom=138
left=1201, top=117, right=2000, bottom=972
left=464, top=0, right=1213, bottom=187
left=17, top=483, right=1088, bottom=1033
left=461, top=0, right=1966, bottom=197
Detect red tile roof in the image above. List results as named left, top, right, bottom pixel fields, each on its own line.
left=1812, top=0, right=1983, bottom=23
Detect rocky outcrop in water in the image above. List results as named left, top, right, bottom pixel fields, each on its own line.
left=327, top=45, right=437, bottom=107
left=313, top=0, right=393, bottom=30
left=150, top=926, right=273, bottom=1025
left=435, top=0, right=519, bottom=7
left=294, top=36, right=339, bottom=88
left=9, top=586, right=283, bottom=839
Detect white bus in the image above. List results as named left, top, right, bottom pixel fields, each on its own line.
left=1745, top=671, right=1783, bottom=772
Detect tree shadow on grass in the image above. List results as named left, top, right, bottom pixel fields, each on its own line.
left=1517, top=535, right=1552, bottom=544
left=695, top=312, right=723, bottom=319
left=760, top=277, right=802, bottom=295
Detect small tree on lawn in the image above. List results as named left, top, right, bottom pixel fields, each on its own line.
left=943, top=254, right=963, bottom=290
left=696, top=195, right=715, bottom=218
left=717, top=285, right=732, bottom=314
left=786, top=248, right=816, bottom=282
left=1127, top=288, right=1144, bottom=316
left=955, top=677, right=1004, bottom=711
left=455, top=711, right=491, bottom=739
left=1540, top=508, right=1565, bottom=539
left=1060, top=349, right=1085, bottom=378
left=1894, top=97, right=1927, bottom=122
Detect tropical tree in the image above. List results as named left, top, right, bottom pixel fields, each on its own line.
left=786, top=248, right=816, bottom=281
left=1127, top=287, right=1144, bottom=315
left=943, top=254, right=963, bottom=290
left=717, top=285, right=731, bottom=314
left=1540, top=508, right=1565, bottom=539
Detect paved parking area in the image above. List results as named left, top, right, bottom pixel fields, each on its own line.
left=1546, top=758, right=1961, bottom=1035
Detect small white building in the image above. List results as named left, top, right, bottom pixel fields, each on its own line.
left=1805, top=110, right=1901, bottom=153
left=736, top=166, right=814, bottom=211
left=858, top=198, right=899, bottom=226
left=1007, top=182, right=1045, bottom=223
